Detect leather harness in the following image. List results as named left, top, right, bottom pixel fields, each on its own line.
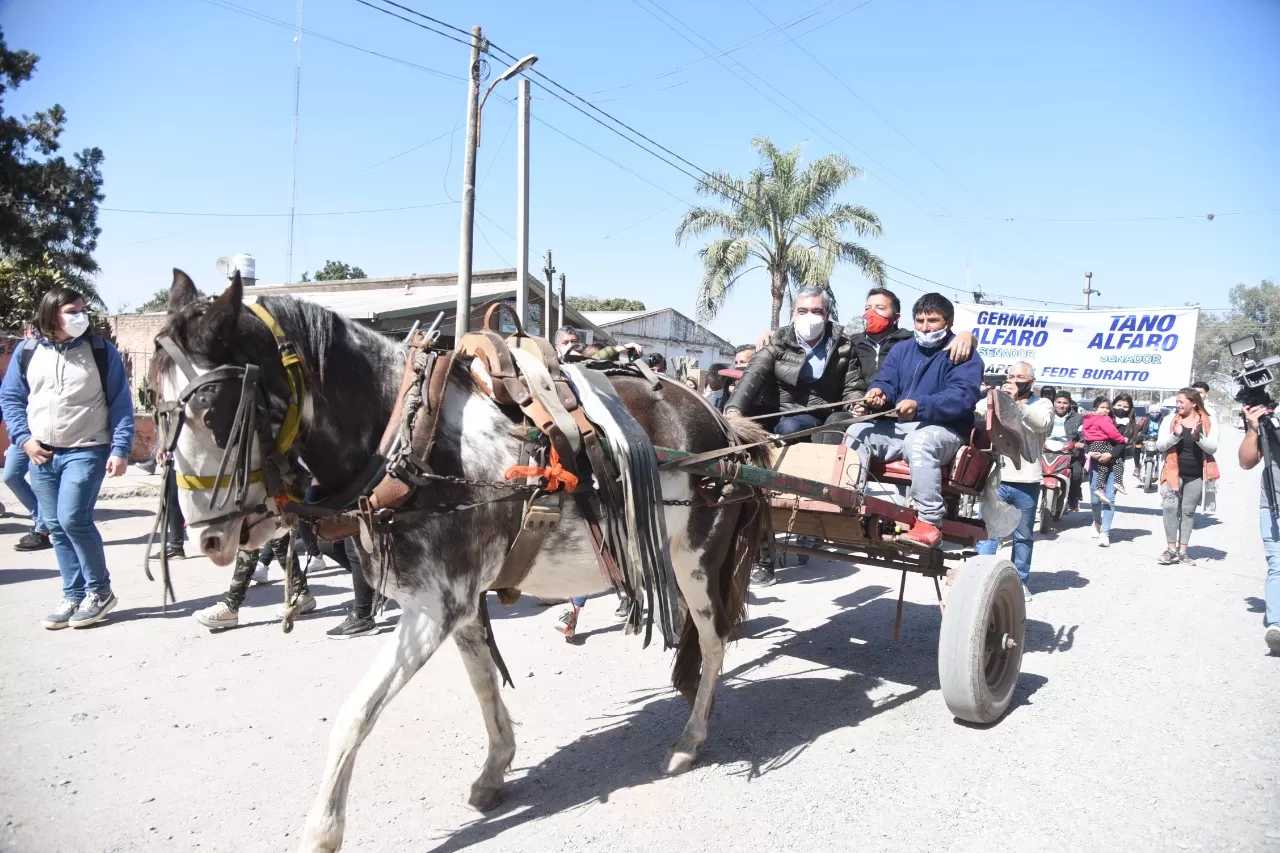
left=284, top=301, right=626, bottom=602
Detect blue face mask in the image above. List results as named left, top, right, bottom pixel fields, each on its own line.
left=915, top=328, right=947, bottom=348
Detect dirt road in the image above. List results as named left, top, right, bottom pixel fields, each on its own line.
left=1, top=427, right=1276, bottom=853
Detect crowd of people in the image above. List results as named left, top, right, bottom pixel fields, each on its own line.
left=717, top=283, right=1277, bottom=652
left=1, top=284, right=1277, bottom=653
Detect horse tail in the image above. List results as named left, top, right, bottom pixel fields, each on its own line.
left=671, top=414, right=769, bottom=702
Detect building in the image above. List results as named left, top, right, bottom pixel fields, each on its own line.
left=579, top=307, right=736, bottom=374
left=109, top=267, right=611, bottom=394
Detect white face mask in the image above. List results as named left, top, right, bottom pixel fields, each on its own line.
left=61, top=312, right=90, bottom=339
left=915, top=328, right=947, bottom=348
left=793, top=313, right=826, bottom=342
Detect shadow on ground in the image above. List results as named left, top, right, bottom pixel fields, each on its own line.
left=93, top=507, right=154, bottom=522
left=108, top=582, right=352, bottom=623
left=0, top=567, right=60, bottom=585
left=424, top=589, right=1052, bottom=853
left=1030, top=570, right=1089, bottom=594
left=1245, top=596, right=1266, bottom=615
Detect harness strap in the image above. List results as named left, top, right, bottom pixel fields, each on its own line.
left=175, top=469, right=265, bottom=490
left=247, top=303, right=305, bottom=455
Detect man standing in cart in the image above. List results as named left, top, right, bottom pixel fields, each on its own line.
left=845, top=293, right=985, bottom=548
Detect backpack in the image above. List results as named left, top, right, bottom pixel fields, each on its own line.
left=18, top=335, right=110, bottom=395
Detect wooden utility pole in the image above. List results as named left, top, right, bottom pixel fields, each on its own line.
left=454, top=25, right=483, bottom=337
left=1083, top=271, right=1100, bottom=310
left=558, top=272, right=566, bottom=334
left=542, top=250, right=555, bottom=340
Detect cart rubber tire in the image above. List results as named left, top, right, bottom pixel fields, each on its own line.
left=938, top=555, right=1025, bottom=724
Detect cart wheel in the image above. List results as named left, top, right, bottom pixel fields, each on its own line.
left=938, top=555, right=1025, bottom=724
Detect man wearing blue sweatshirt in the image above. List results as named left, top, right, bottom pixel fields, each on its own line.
left=846, top=293, right=985, bottom=548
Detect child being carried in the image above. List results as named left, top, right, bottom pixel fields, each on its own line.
left=1081, top=398, right=1127, bottom=505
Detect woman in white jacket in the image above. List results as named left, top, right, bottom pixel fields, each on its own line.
left=1155, top=387, right=1219, bottom=566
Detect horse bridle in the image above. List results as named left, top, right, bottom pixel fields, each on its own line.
left=153, top=303, right=308, bottom=529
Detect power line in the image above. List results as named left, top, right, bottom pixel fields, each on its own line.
left=98, top=201, right=457, bottom=217
left=194, top=0, right=462, bottom=81
left=877, top=206, right=1280, bottom=223
left=350, top=0, right=474, bottom=47
left=581, top=0, right=842, bottom=97
left=354, top=1, right=1081, bottom=313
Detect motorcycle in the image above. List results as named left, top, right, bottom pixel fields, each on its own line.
left=1138, top=436, right=1160, bottom=492
left=1038, top=438, right=1075, bottom=533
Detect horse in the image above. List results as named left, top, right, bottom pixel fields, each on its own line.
left=152, top=270, right=767, bottom=853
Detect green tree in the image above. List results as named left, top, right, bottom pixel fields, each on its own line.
left=676, top=136, right=884, bottom=329
left=306, top=260, right=366, bottom=282
left=0, top=29, right=106, bottom=331
left=1192, top=280, right=1280, bottom=400
left=566, top=295, right=647, bottom=312
left=135, top=286, right=206, bottom=313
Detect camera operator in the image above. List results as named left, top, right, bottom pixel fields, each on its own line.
left=1238, top=404, right=1280, bottom=651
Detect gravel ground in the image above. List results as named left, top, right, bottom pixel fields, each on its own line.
left=1, top=426, right=1276, bottom=853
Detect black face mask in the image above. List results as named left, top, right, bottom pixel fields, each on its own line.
left=1113, top=409, right=1130, bottom=419
left=1014, top=380, right=1033, bottom=396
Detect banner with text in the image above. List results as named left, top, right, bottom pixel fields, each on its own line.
left=954, top=304, right=1200, bottom=391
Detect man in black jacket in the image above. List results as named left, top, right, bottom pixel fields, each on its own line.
left=724, top=286, right=865, bottom=444
left=847, top=287, right=977, bottom=390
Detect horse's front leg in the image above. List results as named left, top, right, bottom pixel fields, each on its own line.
left=453, top=617, right=517, bottom=810
left=298, top=596, right=457, bottom=853
left=663, top=508, right=735, bottom=776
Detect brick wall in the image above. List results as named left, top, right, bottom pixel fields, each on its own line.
left=108, top=313, right=167, bottom=397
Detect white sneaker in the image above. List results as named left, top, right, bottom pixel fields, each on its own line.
left=275, top=593, right=316, bottom=619
left=251, top=562, right=271, bottom=585
left=1265, top=625, right=1280, bottom=652
left=1098, top=532, right=1110, bottom=548
left=306, top=555, right=326, bottom=574
left=194, top=602, right=239, bottom=630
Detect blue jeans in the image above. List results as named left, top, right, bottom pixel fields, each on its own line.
left=1261, top=507, right=1280, bottom=628
left=28, top=445, right=112, bottom=602
left=3, top=444, right=46, bottom=533
left=776, top=413, right=821, bottom=436
left=977, top=481, right=1040, bottom=583
left=571, top=596, right=587, bottom=607
left=1090, top=469, right=1117, bottom=533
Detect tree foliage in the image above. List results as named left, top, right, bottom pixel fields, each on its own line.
left=676, top=137, right=885, bottom=330
left=566, top=295, right=646, bottom=312
left=135, top=286, right=206, bottom=313
left=0, top=29, right=106, bottom=331
left=1192, top=279, right=1280, bottom=402
left=307, top=260, right=367, bottom=282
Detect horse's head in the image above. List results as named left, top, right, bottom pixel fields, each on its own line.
left=152, top=269, right=305, bottom=565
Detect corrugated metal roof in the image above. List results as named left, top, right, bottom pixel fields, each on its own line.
left=245, top=278, right=520, bottom=321
left=579, top=309, right=665, bottom=326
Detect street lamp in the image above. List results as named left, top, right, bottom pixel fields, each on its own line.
left=477, top=54, right=537, bottom=146
left=456, top=34, right=538, bottom=338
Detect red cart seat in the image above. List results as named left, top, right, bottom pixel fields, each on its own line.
left=867, top=426, right=994, bottom=495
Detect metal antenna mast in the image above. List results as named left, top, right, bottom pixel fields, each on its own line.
left=285, top=0, right=304, bottom=283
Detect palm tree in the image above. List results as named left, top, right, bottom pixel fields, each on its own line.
left=676, top=137, right=886, bottom=330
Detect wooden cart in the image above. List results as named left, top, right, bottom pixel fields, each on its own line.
left=657, top=402, right=1026, bottom=724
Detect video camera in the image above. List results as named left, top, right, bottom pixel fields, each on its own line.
left=1228, top=334, right=1280, bottom=410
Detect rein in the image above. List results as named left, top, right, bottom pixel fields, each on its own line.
left=145, top=302, right=309, bottom=611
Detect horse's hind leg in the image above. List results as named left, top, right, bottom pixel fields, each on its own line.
left=453, top=619, right=517, bottom=811
left=298, top=598, right=455, bottom=853
left=664, top=534, right=729, bottom=776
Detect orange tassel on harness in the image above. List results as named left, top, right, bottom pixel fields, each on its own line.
left=504, top=446, right=579, bottom=492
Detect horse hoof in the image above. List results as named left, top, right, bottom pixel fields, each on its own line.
left=663, top=748, right=697, bottom=776
left=468, top=783, right=504, bottom=812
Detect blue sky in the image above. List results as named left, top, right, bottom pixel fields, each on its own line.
left=4, top=0, right=1278, bottom=345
